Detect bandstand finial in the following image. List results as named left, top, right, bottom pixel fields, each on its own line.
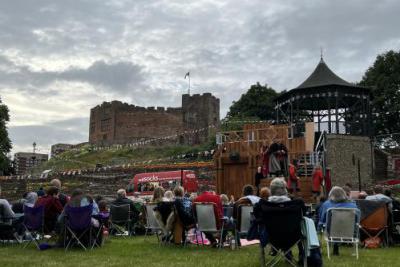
left=320, top=47, right=324, bottom=62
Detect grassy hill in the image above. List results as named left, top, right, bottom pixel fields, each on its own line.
left=32, top=142, right=215, bottom=175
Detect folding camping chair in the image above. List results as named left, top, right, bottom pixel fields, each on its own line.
left=22, top=205, right=44, bottom=249
left=324, top=208, right=360, bottom=259
left=109, top=204, right=131, bottom=237
left=91, top=212, right=109, bottom=249
left=144, top=203, right=162, bottom=242
left=391, top=209, right=400, bottom=243
left=234, top=204, right=253, bottom=249
left=0, top=203, right=22, bottom=244
left=194, top=202, right=223, bottom=248
left=254, top=199, right=307, bottom=267
left=360, top=203, right=389, bottom=247
left=64, top=204, right=93, bottom=251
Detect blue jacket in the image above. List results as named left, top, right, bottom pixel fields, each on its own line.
left=318, top=200, right=359, bottom=230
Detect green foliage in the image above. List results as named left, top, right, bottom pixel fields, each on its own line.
left=226, top=82, right=279, bottom=121
left=0, top=98, right=12, bottom=175
left=359, top=50, right=400, bottom=136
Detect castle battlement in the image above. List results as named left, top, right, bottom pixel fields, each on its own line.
left=89, top=93, right=220, bottom=145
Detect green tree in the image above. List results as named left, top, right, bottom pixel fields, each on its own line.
left=359, top=50, right=400, bottom=137
left=226, top=82, right=279, bottom=121
left=0, top=98, right=12, bottom=175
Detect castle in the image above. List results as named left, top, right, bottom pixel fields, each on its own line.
left=89, top=93, right=220, bottom=145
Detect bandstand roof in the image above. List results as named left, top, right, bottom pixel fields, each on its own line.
left=296, top=58, right=353, bottom=89
left=275, top=58, right=371, bottom=110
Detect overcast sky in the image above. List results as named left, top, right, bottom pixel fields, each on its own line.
left=1, top=0, right=399, bottom=155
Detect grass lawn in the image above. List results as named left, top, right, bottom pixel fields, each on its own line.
left=0, top=236, right=398, bottom=267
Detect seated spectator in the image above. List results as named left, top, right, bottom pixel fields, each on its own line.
left=366, top=185, right=393, bottom=210
left=24, top=192, right=38, bottom=208
left=318, top=186, right=359, bottom=256
left=50, top=179, right=69, bottom=207
left=164, top=190, right=174, bottom=202
left=257, top=178, right=306, bottom=262
left=234, top=185, right=260, bottom=218
left=37, top=187, right=45, bottom=197
left=98, top=200, right=109, bottom=216
left=112, top=189, right=138, bottom=221
left=152, top=187, right=175, bottom=241
left=0, top=187, right=25, bottom=241
left=220, top=194, right=231, bottom=207
left=259, top=187, right=270, bottom=201
left=68, top=189, right=99, bottom=216
left=59, top=189, right=100, bottom=247
left=11, top=192, right=29, bottom=213
left=172, top=186, right=195, bottom=244
left=358, top=192, right=367, bottom=199
left=384, top=188, right=400, bottom=210
left=35, top=186, right=63, bottom=233
left=193, top=185, right=223, bottom=247
left=152, top=186, right=165, bottom=203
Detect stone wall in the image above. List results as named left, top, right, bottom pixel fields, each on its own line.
left=326, top=134, right=373, bottom=188
left=89, top=93, right=220, bottom=145
left=0, top=165, right=216, bottom=201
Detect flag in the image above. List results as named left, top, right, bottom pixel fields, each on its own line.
left=184, top=72, right=190, bottom=79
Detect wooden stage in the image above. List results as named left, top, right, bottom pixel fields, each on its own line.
left=214, top=123, right=316, bottom=203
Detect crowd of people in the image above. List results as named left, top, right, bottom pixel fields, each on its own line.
left=0, top=174, right=399, bottom=264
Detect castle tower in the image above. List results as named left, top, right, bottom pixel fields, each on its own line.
left=182, top=93, right=220, bottom=144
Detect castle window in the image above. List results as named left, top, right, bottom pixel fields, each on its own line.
left=101, top=118, right=111, bottom=131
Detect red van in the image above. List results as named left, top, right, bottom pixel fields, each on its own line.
left=126, top=170, right=198, bottom=197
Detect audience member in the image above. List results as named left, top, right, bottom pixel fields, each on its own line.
left=264, top=178, right=306, bottom=261
left=384, top=188, right=400, bottom=210
left=152, top=187, right=175, bottom=240
left=220, top=194, right=230, bottom=207
left=172, top=186, right=195, bottom=244
left=35, top=186, right=63, bottom=233
left=366, top=185, right=393, bottom=210
left=50, top=179, right=69, bottom=207
left=164, top=191, right=174, bottom=201
left=234, top=184, right=260, bottom=220
left=193, top=184, right=223, bottom=247
left=259, top=187, right=270, bottom=200
left=112, top=189, right=138, bottom=220
left=152, top=187, right=165, bottom=203
left=24, top=192, right=38, bottom=208
left=0, top=186, right=24, bottom=240
left=37, top=187, right=45, bottom=197
left=318, top=186, right=359, bottom=256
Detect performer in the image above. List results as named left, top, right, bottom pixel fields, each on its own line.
left=268, top=139, right=288, bottom=176
left=312, top=165, right=324, bottom=203
left=260, top=144, right=269, bottom=177
left=255, top=166, right=265, bottom=192
left=287, top=159, right=300, bottom=196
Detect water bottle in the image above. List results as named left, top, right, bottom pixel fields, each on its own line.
left=231, top=238, right=236, bottom=250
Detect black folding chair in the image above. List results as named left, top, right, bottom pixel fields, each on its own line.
left=254, top=199, right=307, bottom=267
left=0, top=203, right=22, bottom=244
left=109, top=204, right=131, bottom=237
left=22, top=205, right=44, bottom=249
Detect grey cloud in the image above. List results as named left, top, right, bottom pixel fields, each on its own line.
left=0, top=57, right=146, bottom=94
left=8, top=117, right=89, bottom=154
left=1, top=0, right=400, bottom=154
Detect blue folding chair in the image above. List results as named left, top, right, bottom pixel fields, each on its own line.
left=64, top=205, right=93, bottom=251
left=23, top=205, right=44, bottom=249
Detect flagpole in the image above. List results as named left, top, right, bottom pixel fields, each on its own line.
left=188, top=73, right=190, bottom=95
